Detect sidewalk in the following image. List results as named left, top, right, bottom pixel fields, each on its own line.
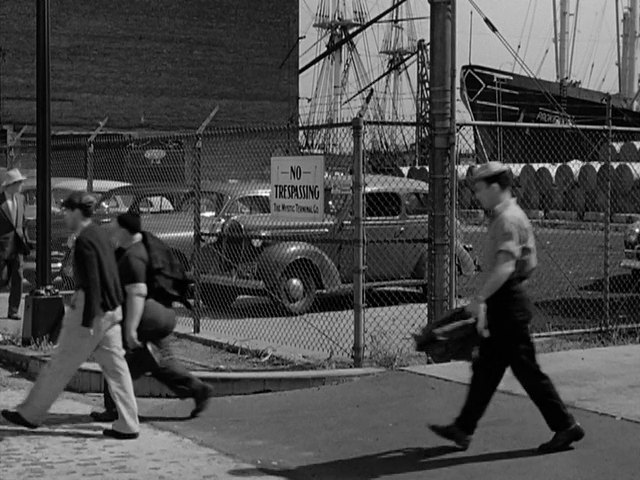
left=0, top=369, right=283, bottom=480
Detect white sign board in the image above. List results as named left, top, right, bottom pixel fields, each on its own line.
left=271, top=156, right=325, bottom=221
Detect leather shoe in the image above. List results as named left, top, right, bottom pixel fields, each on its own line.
left=90, top=410, right=118, bottom=423
left=102, top=429, right=139, bottom=440
left=538, top=423, right=585, bottom=453
left=429, top=423, right=471, bottom=450
left=191, top=385, right=213, bottom=418
left=1, top=409, right=38, bottom=429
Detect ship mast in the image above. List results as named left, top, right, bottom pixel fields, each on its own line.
left=622, top=0, right=639, bottom=102
left=557, top=0, right=571, bottom=83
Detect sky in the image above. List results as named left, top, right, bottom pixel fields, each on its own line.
left=299, top=0, right=622, bottom=120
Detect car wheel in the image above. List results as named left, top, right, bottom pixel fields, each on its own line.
left=631, top=269, right=640, bottom=289
left=200, top=285, right=237, bottom=311
left=277, top=264, right=317, bottom=315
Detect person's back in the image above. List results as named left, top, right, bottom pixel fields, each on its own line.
left=74, top=223, right=123, bottom=325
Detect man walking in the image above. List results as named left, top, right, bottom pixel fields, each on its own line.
left=0, top=168, right=31, bottom=319
left=1, top=191, right=140, bottom=440
left=90, top=212, right=211, bottom=422
left=429, top=162, right=585, bottom=454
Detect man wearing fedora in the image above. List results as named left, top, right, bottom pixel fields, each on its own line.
left=0, top=168, right=31, bottom=319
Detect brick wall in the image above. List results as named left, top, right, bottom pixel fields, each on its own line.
left=0, top=0, right=299, bottom=132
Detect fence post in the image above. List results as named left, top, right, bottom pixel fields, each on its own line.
left=352, top=116, right=365, bottom=367
left=86, top=117, right=108, bottom=193
left=192, top=133, right=203, bottom=334
left=85, top=141, right=94, bottom=193
left=603, top=94, right=612, bottom=329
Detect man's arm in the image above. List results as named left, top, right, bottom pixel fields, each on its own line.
left=475, top=252, right=516, bottom=302
left=124, top=283, right=147, bottom=349
left=74, top=236, right=102, bottom=328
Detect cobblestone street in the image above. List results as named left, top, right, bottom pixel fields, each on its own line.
left=0, top=366, right=282, bottom=480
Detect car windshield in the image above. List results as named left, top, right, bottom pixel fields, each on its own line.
left=181, top=192, right=227, bottom=216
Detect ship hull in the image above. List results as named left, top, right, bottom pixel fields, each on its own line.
left=460, top=65, right=640, bottom=164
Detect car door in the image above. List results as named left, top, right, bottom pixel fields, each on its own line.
left=402, top=191, right=430, bottom=279
left=363, top=191, right=405, bottom=281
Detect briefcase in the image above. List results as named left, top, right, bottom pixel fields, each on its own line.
left=22, top=290, right=65, bottom=344
left=413, top=307, right=479, bottom=363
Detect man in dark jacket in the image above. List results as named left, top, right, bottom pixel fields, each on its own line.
left=1, top=192, right=140, bottom=440
left=0, top=168, right=31, bottom=318
left=90, top=212, right=211, bottom=422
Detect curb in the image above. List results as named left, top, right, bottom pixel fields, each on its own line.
left=172, top=325, right=345, bottom=366
left=0, top=345, right=383, bottom=398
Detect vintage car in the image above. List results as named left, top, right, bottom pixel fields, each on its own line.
left=621, top=221, right=640, bottom=278
left=197, top=175, right=476, bottom=315
left=22, top=178, right=130, bottom=285
left=56, top=180, right=270, bottom=288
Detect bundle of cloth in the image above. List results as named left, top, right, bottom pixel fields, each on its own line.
left=413, top=307, right=479, bottom=363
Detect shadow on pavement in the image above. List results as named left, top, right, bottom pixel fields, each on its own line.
left=139, top=415, right=192, bottom=423
left=41, top=413, right=97, bottom=426
left=228, top=446, right=541, bottom=479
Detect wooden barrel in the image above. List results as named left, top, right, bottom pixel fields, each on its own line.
left=620, top=141, right=640, bottom=162
left=598, top=142, right=623, bottom=163
left=562, top=184, right=586, bottom=217
left=407, top=166, right=420, bottom=180
left=414, top=166, right=429, bottom=183
left=614, top=163, right=640, bottom=193
left=519, top=186, right=540, bottom=211
left=596, top=162, right=622, bottom=191
left=535, top=164, right=558, bottom=195
left=577, top=162, right=601, bottom=191
left=555, top=160, right=582, bottom=192
left=540, top=186, right=563, bottom=213
left=519, top=164, right=540, bottom=190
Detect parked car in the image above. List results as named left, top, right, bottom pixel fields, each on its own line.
left=22, top=178, right=130, bottom=285
left=197, top=175, right=476, bottom=315
left=621, top=221, right=640, bottom=279
left=56, top=180, right=270, bottom=288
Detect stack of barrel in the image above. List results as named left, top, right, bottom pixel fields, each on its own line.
left=402, top=143, right=640, bottom=219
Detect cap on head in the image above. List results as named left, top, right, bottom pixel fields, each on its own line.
left=61, top=191, right=97, bottom=218
left=116, top=212, right=142, bottom=234
left=472, top=161, right=511, bottom=183
left=2, top=168, right=27, bottom=188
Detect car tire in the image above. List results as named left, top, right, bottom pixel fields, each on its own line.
left=631, top=269, right=640, bottom=290
left=200, top=285, right=237, bottom=311
left=277, top=264, right=317, bottom=315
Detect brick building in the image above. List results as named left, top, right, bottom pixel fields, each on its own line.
left=0, top=0, right=299, bottom=132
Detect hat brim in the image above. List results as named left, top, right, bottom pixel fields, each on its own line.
left=1, top=177, right=27, bottom=188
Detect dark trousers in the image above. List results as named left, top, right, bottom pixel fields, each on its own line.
left=103, top=299, right=207, bottom=412
left=104, top=336, right=207, bottom=412
left=6, top=254, right=22, bottom=316
left=454, top=281, right=574, bottom=435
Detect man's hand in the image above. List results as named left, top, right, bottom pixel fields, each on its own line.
left=125, top=330, right=143, bottom=350
left=466, top=297, right=489, bottom=338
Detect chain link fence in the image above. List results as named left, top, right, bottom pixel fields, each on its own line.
left=14, top=118, right=640, bottom=365
left=458, top=121, right=640, bottom=336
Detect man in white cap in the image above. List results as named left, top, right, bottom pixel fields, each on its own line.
left=429, top=161, right=585, bottom=454
left=0, top=168, right=31, bottom=319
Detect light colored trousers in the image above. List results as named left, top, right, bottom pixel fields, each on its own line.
left=17, top=290, right=139, bottom=434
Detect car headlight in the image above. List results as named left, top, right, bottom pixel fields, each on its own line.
left=251, top=238, right=263, bottom=248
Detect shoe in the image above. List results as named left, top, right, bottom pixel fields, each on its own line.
left=191, top=385, right=213, bottom=418
left=102, top=429, right=139, bottom=440
left=1, top=410, right=38, bottom=429
left=429, top=423, right=471, bottom=450
left=538, top=423, right=585, bottom=453
left=90, top=410, right=118, bottom=422
left=7, top=314, right=21, bottom=320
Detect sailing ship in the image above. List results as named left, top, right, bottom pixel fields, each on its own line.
left=460, top=0, right=640, bottom=164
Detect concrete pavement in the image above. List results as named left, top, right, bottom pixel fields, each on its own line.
left=404, top=344, right=640, bottom=423
left=0, top=372, right=284, bottom=480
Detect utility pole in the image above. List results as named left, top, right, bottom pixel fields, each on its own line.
left=36, top=0, right=52, bottom=288
left=428, top=0, right=455, bottom=324
left=557, top=0, right=570, bottom=83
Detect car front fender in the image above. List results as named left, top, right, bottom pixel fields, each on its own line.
left=257, top=242, right=341, bottom=292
